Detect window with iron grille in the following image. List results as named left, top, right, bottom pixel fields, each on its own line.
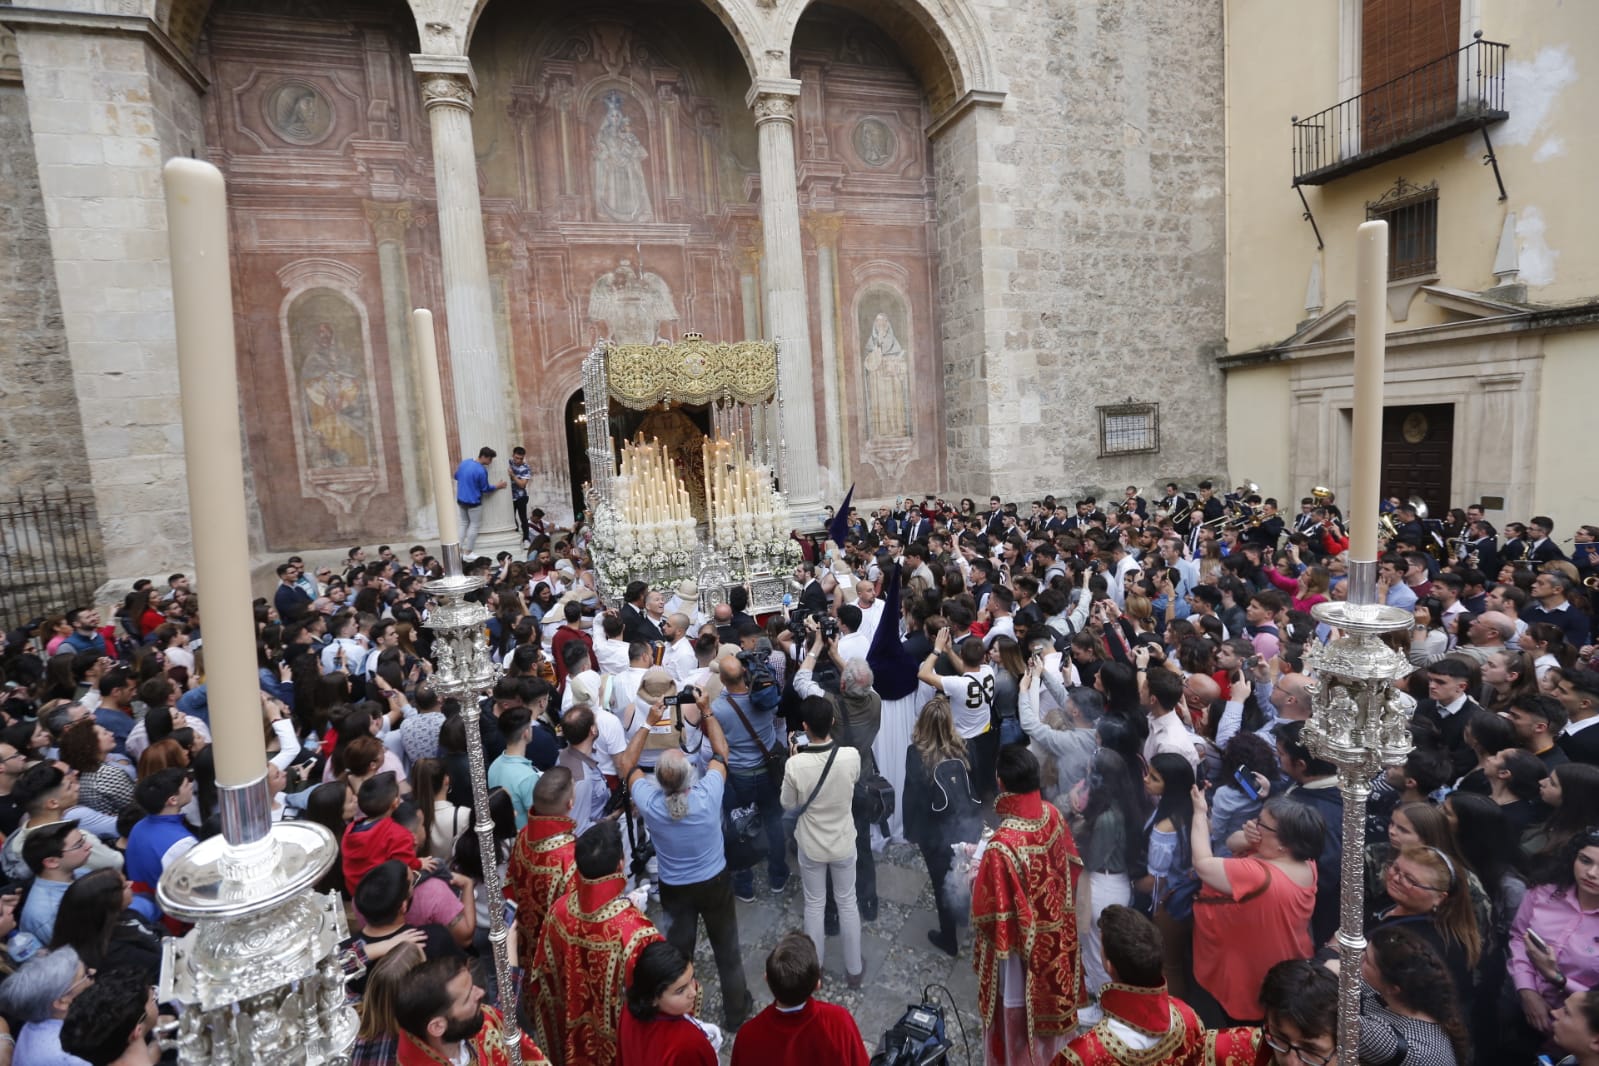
left=1097, top=402, right=1160, bottom=457
left=1366, top=178, right=1438, bottom=280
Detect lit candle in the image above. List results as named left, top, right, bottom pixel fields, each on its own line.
left=162, top=158, right=265, bottom=790
left=411, top=310, right=461, bottom=547
left=1351, top=219, right=1388, bottom=565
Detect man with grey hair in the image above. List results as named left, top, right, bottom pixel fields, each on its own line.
left=1019, top=662, right=1100, bottom=800
left=618, top=687, right=755, bottom=1031
left=1455, top=610, right=1513, bottom=668
left=0, top=946, right=91, bottom=1063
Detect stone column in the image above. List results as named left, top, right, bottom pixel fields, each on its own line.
left=411, top=55, right=517, bottom=550
left=364, top=200, right=429, bottom=532
left=747, top=78, right=822, bottom=522
left=805, top=212, right=846, bottom=498
left=10, top=17, right=208, bottom=585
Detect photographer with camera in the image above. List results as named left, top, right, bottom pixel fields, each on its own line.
left=618, top=684, right=756, bottom=1032
left=714, top=653, right=792, bottom=903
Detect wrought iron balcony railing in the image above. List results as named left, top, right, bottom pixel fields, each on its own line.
left=1292, top=34, right=1508, bottom=186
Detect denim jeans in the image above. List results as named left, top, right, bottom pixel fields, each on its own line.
left=722, top=769, right=788, bottom=894
left=458, top=503, right=485, bottom=555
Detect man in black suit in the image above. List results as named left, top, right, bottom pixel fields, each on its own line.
left=1412, top=657, right=1481, bottom=779
left=1118, top=485, right=1147, bottom=519
left=620, top=580, right=664, bottom=645
left=1292, top=497, right=1320, bottom=535
left=1557, top=671, right=1599, bottom=766
left=982, top=495, right=1006, bottom=539
left=1525, top=516, right=1568, bottom=565
left=1388, top=502, right=1425, bottom=554
left=1464, top=520, right=1500, bottom=576
left=1043, top=504, right=1070, bottom=534
left=793, top=561, right=829, bottom=616
left=1196, top=480, right=1225, bottom=526
left=1243, top=497, right=1286, bottom=551
left=903, top=509, right=932, bottom=544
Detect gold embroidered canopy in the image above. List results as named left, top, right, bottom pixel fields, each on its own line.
left=602, top=334, right=778, bottom=410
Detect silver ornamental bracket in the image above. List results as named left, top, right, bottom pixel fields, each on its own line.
left=1303, top=600, right=1416, bottom=772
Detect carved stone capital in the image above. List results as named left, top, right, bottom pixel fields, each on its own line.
left=803, top=211, right=844, bottom=249
left=363, top=200, right=414, bottom=243
left=412, top=54, right=477, bottom=114
left=419, top=71, right=474, bottom=112
left=749, top=90, right=796, bottom=126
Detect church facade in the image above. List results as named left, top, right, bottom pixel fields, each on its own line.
left=0, top=0, right=1228, bottom=583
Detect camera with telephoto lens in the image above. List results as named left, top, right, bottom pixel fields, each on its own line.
left=786, top=607, right=837, bottom=644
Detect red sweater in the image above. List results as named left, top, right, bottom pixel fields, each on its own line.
left=342, top=815, right=421, bottom=894
left=618, top=1010, right=716, bottom=1065
left=728, top=999, right=869, bottom=1066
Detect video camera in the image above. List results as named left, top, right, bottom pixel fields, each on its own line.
left=869, top=1000, right=950, bottom=1066
left=786, top=606, right=838, bottom=644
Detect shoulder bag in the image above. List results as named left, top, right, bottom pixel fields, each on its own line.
left=780, top=743, right=840, bottom=835
left=835, top=695, right=895, bottom=829
left=724, top=693, right=787, bottom=788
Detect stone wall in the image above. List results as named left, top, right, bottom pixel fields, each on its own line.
left=934, top=0, right=1228, bottom=500
left=0, top=72, right=86, bottom=497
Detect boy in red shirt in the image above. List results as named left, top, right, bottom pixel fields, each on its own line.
left=730, top=931, right=868, bottom=1066
left=342, top=772, right=436, bottom=894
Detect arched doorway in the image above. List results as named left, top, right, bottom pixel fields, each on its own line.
left=563, top=390, right=591, bottom=518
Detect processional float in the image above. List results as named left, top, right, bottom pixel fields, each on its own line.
left=580, top=333, right=802, bottom=614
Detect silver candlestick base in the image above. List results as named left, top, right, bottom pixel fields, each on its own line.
left=156, top=778, right=355, bottom=1065
left=1305, top=558, right=1416, bottom=1066
left=424, top=546, right=522, bottom=1065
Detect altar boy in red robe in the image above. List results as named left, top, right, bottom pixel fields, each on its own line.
left=529, top=819, right=661, bottom=1066
left=505, top=767, right=578, bottom=970
left=972, top=745, right=1085, bottom=1065
left=1052, top=905, right=1206, bottom=1066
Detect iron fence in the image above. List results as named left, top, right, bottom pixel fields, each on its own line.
left=0, top=486, right=105, bottom=629
left=1293, top=36, right=1508, bottom=186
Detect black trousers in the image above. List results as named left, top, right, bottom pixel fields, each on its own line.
left=512, top=496, right=529, bottom=542
left=918, top=838, right=959, bottom=940
left=658, top=868, right=754, bottom=1028
left=970, top=728, right=1000, bottom=802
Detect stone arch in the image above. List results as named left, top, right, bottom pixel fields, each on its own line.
left=453, top=0, right=763, bottom=77
left=773, top=0, right=1001, bottom=119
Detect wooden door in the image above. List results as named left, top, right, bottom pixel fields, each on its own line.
left=1361, top=0, right=1460, bottom=148
left=1382, top=403, right=1454, bottom=512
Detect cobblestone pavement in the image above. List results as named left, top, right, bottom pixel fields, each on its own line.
left=642, top=840, right=986, bottom=1065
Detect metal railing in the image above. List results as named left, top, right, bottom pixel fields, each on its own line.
left=0, top=486, right=105, bottom=628
left=1293, top=35, right=1508, bottom=185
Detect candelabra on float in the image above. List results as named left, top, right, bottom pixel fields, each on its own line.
left=1302, top=218, right=1411, bottom=1066
left=413, top=310, right=524, bottom=1066
left=157, top=158, right=355, bottom=1065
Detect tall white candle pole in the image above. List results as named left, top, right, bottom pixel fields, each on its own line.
left=411, top=309, right=461, bottom=556
left=159, top=157, right=355, bottom=1064
left=1306, top=218, right=1416, bottom=1066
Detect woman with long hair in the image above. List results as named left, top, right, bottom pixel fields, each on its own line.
left=1359, top=928, right=1470, bottom=1066
left=1069, top=630, right=1105, bottom=691
left=1139, top=752, right=1198, bottom=998
left=1368, top=801, right=1491, bottom=939
left=411, top=757, right=468, bottom=862
left=46, top=868, right=162, bottom=984
left=1483, top=649, right=1540, bottom=714
left=1485, top=747, right=1546, bottom=837
left=137, top=738, right=189, bottom=778
left=903, top=695, right=983, bottom=957
left=57, top=719, right=133, bottom=816
left=1370, top=844, right=1482, bottom=1017
left=1446, top=790, right=1531, bottom=1058
left=1527, top=622, right=1578, bottom=678
left=122, top=587, right=163, bottom=642
left=1511, top=831, right=1599, bottom=1043
left=350, top=941, right=425, bottom=1063
left=987, top=635, right=1028, bottom=746
left=1078, top=747, right=1145, bottom=996
left=1454, top=708, right=1518, bottom=794
left=1407, top=596, right=1450, bottom=669
left=304, top=779, right=356, bottom=897
left=1260, top=549, right=1330, bottom=613
left=619, top=940, right=718, bottom=1064
left=1524, top=763, right=1599, bottom=875
left=526, top=581, right=556, bottom=624
left=305, top=670, right=354, bottom=737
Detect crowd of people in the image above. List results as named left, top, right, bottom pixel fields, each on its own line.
left=1, top=477, right=1598, bottom=1065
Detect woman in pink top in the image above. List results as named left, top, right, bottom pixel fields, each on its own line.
left=1260, top=545, right=1330, bottom=613
left=1188, top=790, right=1322, bottom=1023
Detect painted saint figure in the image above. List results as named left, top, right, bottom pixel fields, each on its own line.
left=300, top=321, right=370, bottom=467
left=588, top=261, right=678, bottom=344
left=593, top=92, right=654, bottom=223
left=863, top=312, right=910, bottom=439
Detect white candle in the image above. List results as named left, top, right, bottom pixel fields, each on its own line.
left=411, top=310, right=461, bottom=546
left=162, top=158, right=264, bottom=789
left=1351, top=220, right=1388, bottom=562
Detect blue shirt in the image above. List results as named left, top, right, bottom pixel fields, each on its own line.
left=487, top=753, right=540, bottom=830
left=454, top=458, right=494, bottom=507
left=714, top=691, right=779, bottom=773
left=508, top=459, right=531, bottom=500
left=18, top=876, right=72, bottom=943
left=631, top=770, right=726, bottom=885
left=14, top=1019, right=87, bottom=1066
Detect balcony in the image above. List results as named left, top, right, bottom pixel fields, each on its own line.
left=1292, top=35, right=1508, bottom=186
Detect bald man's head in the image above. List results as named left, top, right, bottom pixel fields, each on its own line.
left=718, top=653, right=747, bottom=692
left=1272, top=673, right=1313, bottom=721
left=1183, top=673, right=1221, bottom=713
left=1474, top=611, right=1514, bottom=642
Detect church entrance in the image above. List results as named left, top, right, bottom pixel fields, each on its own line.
left=564, top=391, right=715, bottom=521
